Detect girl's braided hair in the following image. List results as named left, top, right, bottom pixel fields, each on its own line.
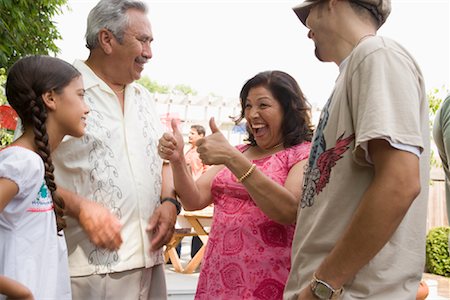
left=5, top=55, right=81, bottom=233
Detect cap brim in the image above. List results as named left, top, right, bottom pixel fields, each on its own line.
left=292, top=1, right=317, bottom=26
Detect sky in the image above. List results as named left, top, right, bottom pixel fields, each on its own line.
left=54, top=0, right=450, bottom=109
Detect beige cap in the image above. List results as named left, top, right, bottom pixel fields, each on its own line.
left=293, top=0, right=391, bottom=29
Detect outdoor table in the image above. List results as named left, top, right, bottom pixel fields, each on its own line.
left=164, top=206, right=213, bottom=274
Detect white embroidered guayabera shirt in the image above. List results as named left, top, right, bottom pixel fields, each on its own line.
left=52, top=60, right=164, bottom=276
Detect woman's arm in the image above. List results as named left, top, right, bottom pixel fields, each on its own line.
left=197, top=118, right=306, bottom=224
left=159, top=119, right=217, bottom=211
left=228, top=157, right=307, bottom=224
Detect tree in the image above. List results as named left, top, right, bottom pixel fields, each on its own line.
left=173, top=84, right=197, bottom=96
left=137, top=76, right=170, bottom=94
left=0, top=0, right=68, bottom=70
left=0, top=68, right=6, bottom=105
left=137, top=76, right=198, bottom=96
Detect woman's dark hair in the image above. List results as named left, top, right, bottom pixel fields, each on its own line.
left=235, top=70, right=314, bottom=147
left=6, top=55, right=81, bottom=233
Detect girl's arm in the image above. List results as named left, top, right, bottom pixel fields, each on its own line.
left=0, top=275, right=34, bottom=300
left=0, top=178, right=18, bottom=213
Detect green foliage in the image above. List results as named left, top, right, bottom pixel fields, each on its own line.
left=0, top=0, right=68, bottom=69
left=0, top=68, right=13, bottom=147
left=0, top=128, right=13, bottom=146
left=429, top=87, right=446, bottom=116
left=426, top=226, right=450, bottom=276
left=173, top=84, right=197, bottom=96
left=137, top=76, right=197, bottom=95
left=137, top=76, right=170, bottom=94
left=0, top=68, right=6, bottom=105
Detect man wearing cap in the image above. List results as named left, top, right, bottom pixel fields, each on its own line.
left=284, top=0, right=429, bottom=299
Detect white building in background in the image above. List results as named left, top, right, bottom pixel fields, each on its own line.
left=152, top=92, right=323, bottom=146
left=152, top=93, right=245, bottom=146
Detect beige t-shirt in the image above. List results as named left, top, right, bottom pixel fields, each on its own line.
left=53, top=60, right=164, bottom=276
left=284, top=36, right=429, bottom=299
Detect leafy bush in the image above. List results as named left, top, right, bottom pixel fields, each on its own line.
left=426, top=226, right=450, bottom=276
left=0, top=68, right=15, bottom=147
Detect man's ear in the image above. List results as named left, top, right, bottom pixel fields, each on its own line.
left=41, top=91, right=57, bottom=111
left=98, top=28, right=114, bottom=54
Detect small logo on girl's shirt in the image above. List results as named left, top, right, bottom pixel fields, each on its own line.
left=27, top=181, right=53, bottom=212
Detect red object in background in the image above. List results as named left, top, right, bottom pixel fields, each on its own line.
left=160, top=112, right=182, bottom=132
left=0, top=105, right=18, bottom=131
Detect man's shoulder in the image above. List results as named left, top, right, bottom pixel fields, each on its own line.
left=352, top=36, right=410, bottom=61
left=438, top=94, right=450, bottom=114
left=348, top=35, right=419, bottom=74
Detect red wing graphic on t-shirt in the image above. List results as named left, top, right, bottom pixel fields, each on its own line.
left=301, top=132, right=354, bottom=208
left=300, top=97, right=355, bottom=208
left=315, top=133, right=355, bottom=193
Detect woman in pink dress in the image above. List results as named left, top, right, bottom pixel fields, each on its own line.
left=158, top=70, right=313, bottom=299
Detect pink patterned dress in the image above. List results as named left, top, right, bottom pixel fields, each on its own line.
left=195, top=142, right=311, bottom=300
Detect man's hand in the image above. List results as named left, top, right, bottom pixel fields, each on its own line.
left=78, top=200, right=123, bottom=250
left=158, top=119, right=184, bottom=163
left=146, top=201, right=177, bottom=251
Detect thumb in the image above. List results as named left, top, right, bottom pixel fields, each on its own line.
left=209, top=117, right=220, bottom=133
left=171, top=118, right=181, bottom=135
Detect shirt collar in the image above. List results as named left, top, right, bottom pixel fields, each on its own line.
left=73, top=59, right=140, bottom=96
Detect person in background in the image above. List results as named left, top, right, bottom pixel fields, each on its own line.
left=173, top=124, right=209, bottom=260
left=50, top=1, right=179, bottom=299
left=284, top=1, right=429, bottom=299
left=184, top=124, right=209, bottom=258
left=185, top=125, right=209, bottom=181
left=0, top=55, right=89, bottom=300
left=433, top=94, right=450, bottom=223
left=159, top=70, right=313, bottom=299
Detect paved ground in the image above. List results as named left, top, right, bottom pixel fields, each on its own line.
left=166, top=237, right=198, bottom=300
left=165, top=237, right=450, bottom=299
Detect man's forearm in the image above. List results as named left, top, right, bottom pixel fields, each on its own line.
left=316, top=149, right=420, bottom=288
left=161, top=163, right=176, bottom=199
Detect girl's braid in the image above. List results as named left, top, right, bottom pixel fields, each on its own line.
left=30, top=96, right=66, bottom=233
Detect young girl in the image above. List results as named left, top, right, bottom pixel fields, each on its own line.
left=0, top=55, right=89, bottom=299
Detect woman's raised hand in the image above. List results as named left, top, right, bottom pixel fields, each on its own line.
left=196, top=117, right=237, bottom=166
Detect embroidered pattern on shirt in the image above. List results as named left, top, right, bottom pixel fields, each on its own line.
left=27, top=181, right=53, bottom=212
left=135, top=89, right=162, bottom=198
left=83, top=94, right=121, bottom=272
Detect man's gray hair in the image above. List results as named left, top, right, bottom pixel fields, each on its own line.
left=85, top=0, right=147, bottom=50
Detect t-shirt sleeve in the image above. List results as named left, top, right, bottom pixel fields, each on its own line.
left=0, top=148, right=44, bottom=198
left=348, top=46, right=425, bottom=165
left=433, top=94, right=450, bottom=167
left=286, top=142, right=311, bottom=169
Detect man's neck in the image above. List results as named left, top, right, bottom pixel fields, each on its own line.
left=85, top=55, right=127, bottom=93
